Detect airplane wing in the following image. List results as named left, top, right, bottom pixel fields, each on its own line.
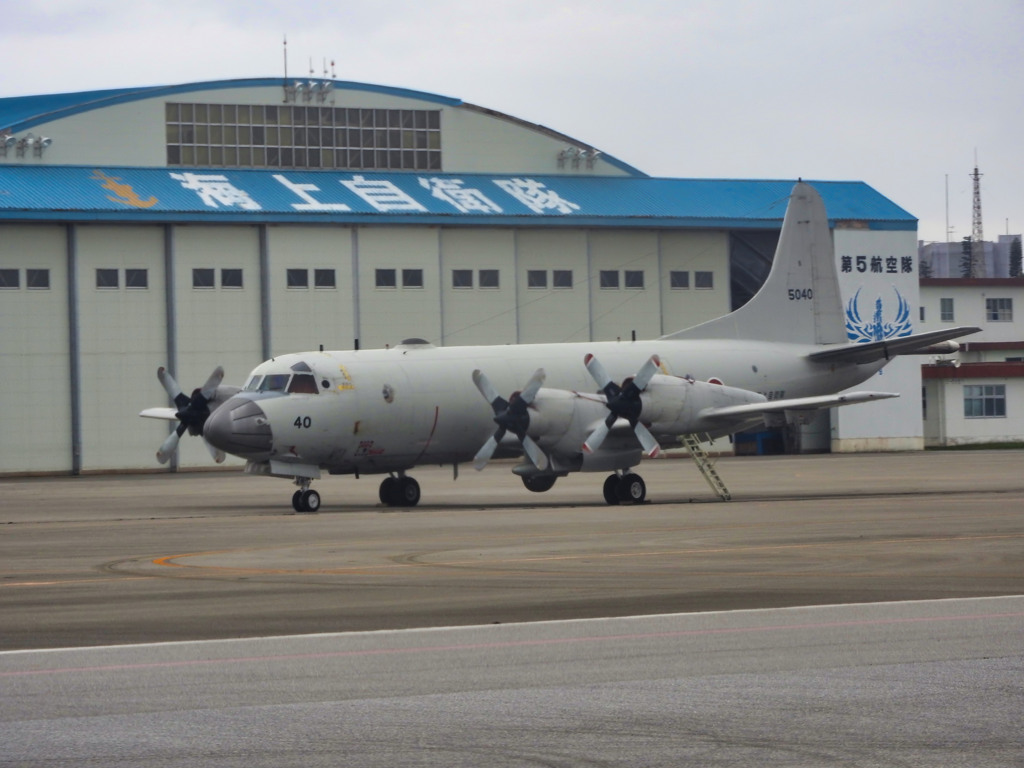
left=139, top=407, right=178, bottom=420
left=807, top=326, right=980, bottom=365
left=698, top=390, right=899, bottom=423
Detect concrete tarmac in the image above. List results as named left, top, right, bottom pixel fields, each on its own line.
left=2, top=450, right=1023, bottom=651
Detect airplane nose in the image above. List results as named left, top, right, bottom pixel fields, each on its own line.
left=204, top=398, right=273, bottom=458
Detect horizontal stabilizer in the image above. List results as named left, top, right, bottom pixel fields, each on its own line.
left=700, top=390, right=899, bottom=422
left=807, top=327, right=980, bottom=365
left=139, top=407, right=178, bottom=421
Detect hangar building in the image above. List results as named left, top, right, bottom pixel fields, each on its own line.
left=0, top=78, right=921, bottom=475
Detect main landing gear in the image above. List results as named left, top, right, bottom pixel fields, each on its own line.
left=378, top=473, right=421, bottom=507
left=603, top=471, right=646, bottom=505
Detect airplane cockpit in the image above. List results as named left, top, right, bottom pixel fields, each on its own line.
left=243, top=361, right=323, bottom=395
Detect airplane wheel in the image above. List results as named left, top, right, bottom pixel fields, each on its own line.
left=292, top=490, right=304, bottom=512
left=617, top=473, right=646, bottom=504
left=522, top=475, right=557, bottom=493
left=395, top=477, right=421, bottom=507
left=300, top=489, right=321, bottom=513
left=603, top=474, right=621, bottom=505
left=379, top=477, right=397, bottom=505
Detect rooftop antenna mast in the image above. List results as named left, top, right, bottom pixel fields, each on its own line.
left=971, top=151, right=985, bottom=277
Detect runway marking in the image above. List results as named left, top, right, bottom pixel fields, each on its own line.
left=4, top=605, right=1024, bottom=678
left=149, top=531, right=1024, bottom=577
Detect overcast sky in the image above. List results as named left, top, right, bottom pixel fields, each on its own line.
left=4, top=0, right=1022, bottom=243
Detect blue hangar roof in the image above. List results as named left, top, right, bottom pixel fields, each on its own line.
left=0, top=166, right=915, bottom=230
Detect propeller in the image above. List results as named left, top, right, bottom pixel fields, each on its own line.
left=155, top=366, right=225, bottom=464
left=471, top=368, right=549, bottom=471
left=581, top=354, right=662, bottom=457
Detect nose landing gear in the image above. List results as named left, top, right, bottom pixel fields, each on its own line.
left=291, top=478, right=321, bottom=513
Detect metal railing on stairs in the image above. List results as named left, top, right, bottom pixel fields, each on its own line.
left=680, top=433, right=731, bottom=501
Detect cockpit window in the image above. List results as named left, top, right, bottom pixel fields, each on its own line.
left=287, top=373, right=319, bottom=394
left=244, top=375, right=263, bottom=392
left=259, top=373, right=291, bottom=392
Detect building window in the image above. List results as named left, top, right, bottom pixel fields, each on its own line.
left=479, top=269, right=499, bottom=289
left=553, top=269, right=573, bottom=289
left=125, top=268, right=148, bottom=289
left=695, top=271, right=714, bottom=289
left=920, top=306, right=926, bottom=323
left=452, top=269, right=473, bottom=289
left=963, top=384, right=1006, bottom=418
left=96, top=269, right=119, bottom=289
left=986, top=298, right=1013, bottom=322
left=286, top=268, right=309, bottom=288
left=402, top=269, right=424, bottom=288
left=221, top=268, right=243, bottom=288
left=670, top=270, right=690, bottom=289
left=0, top=269, right=19, bottom=288
left=599, top=270, right=620, bottom=289
left=940, top=297, right=954, bottom=322
left=527, top=270, right=547, bottom=289
left=27, top=269, right=50, bottom=289
left=624, top=270, right=644, bottom=289
left=375, top=268, right=396, bottom=288
left=166, top=102, right=442, bottom=171
left=314, top=269, right=336, bottom=288
left=193, top=268, right=215, bottom=288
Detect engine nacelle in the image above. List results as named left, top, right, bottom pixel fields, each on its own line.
left=640, top=375, right=766, bottom=435
left=524, top=388, right=609, bottom=457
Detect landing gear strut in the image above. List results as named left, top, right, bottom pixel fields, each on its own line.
left=379, top=473, right=421, bottom=507
left=291, top=478, right=321, bottom=513
left=602, top=471, right=646, bottom=505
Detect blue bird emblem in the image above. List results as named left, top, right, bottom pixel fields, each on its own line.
left=845, top=286, right=913, bottom=343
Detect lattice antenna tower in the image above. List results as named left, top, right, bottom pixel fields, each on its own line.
left=971, top=153, right=985, bottom=277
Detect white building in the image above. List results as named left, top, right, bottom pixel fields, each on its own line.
left=919, top=278, right=1024, bottom=445
left=2, top=78, right=923, bottom=474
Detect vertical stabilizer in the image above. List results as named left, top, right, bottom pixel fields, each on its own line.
left=662, top=181, right=847, bottom=345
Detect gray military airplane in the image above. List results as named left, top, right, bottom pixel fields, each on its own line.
left=141, top=182, right=977, bottom=511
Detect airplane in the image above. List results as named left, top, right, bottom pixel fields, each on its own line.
left=141, top=181, right=979, bottom=512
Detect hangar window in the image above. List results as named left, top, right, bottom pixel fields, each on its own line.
left=670, top=270, right=690, bottom=289
left=166, top=102, right=442, bottom=171
left=314, top=269, right=336, bottom=288
left=695, top=271, right=714, bottom=289
left=96, top=269, right=119, bottom=289
left=963, top=384, right=1006, bottom=418
left=527, top=270, right=547, bottom=289
left=126, top=269, right=148, bottom=289
left=553, top=269, right=573, bottom=289
left=221, top=268, right=243, bottom=289
left=452, top=269, right=473, bottom=289
left=599, top=270, right=620, bottom=289
left=624, top=270, right=644, bottom=289
left=287, top=268, right=309, bottom=288
left=192, top=268, right=215, bottom=289
left=375, top=269, right=397, bottom=288
left=27, top=269, right=49, bottom=289
left=0, top=269, right=19, bottom=288
left=479, top=269, right=499, bottom=289
left=402, top=269, right=424, bottom=288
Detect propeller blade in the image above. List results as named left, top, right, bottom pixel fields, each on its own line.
left=632, top=355, right=661, bottom=392
left=581, top=418, right=612, bottom=455
left=158, top=367, right=190, bottom=410
left=156, top=429, right=181, bottom=464
left=472, top=369, right=503, bottom=407
left=473, top=434, right=500, bottom=471
left=521, top=435, right=549, bottom=471
left=199, top=366, right=225, bottom=402
left=584, top=353, right=614, bottom=392
left=519, top=369, right=546, bottom=403
left=633, top=421, right=662, bottom=458
left=204, top=439, right=226, bottom=464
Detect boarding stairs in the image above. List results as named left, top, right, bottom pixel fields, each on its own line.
left=680, top=433, right=731, bottom=501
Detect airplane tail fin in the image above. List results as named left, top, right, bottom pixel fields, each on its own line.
left=661, top=181, right=847, bottom=345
